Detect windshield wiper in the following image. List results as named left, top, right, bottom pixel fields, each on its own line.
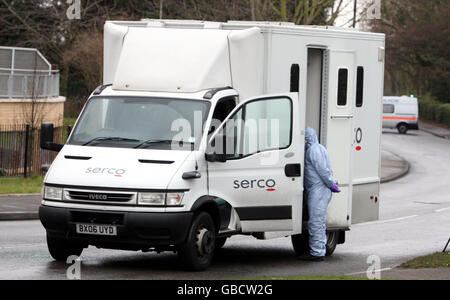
left=134, top=139, right=193, bottom=149
left=83, top=137, right=140, bottom=146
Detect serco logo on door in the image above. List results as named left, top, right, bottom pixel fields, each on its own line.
left=233, top=179, right=276, bottom=191
left=85, top=167, right=126, bottom=177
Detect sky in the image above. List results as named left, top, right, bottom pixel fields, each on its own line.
left=334, top=0, right=371, bottom=28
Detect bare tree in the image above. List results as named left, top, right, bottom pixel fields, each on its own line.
left=63, top=30, right=103, bottom=93
left=250, top=0, right=346, bottom=25
left=366, top=0, right=450, bottom=100
left=21, top=52, right=45, bottom=130
left=19, top=51, right=46, bottom=177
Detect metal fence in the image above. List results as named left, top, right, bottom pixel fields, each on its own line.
left=0, top=46, right=60, bottom=99
left=0, top=124, right=68, bottom=177
left=0, top=73, right=60, bottom=98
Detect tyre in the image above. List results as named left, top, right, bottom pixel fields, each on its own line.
left=292, top=232, right=339, bottom=256
left=215, top=237, right=227, bottom=250
left=325, top=232, right=339, bottom=256
left=178, top=212, right=216, bottom=271
left=47, top=235, right=84, bottom=262
left=397, top=123, right=408, bottom=134
left=291, top=233, right=309, bottom=256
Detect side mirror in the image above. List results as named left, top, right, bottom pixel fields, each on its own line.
left=40, top=123, right=63, bottom=152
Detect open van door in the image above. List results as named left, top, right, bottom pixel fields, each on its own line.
left=325, top=50, right=355, bottom=229
left=207, top=93, right=305, bottom=234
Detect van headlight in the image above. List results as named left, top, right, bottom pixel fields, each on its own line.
left=138, top=193, right=165, bottom=206
left=138, top=192, right=184, bottom=206
left=44, top=186, right=63, bottom=200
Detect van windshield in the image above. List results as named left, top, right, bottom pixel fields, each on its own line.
left=68, top=97, right=211, bottom=150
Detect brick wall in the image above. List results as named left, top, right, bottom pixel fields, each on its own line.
left=0, top=97, right=65, bottom=127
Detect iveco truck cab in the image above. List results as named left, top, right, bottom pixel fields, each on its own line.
left=39, top=20, right=385, bottom=270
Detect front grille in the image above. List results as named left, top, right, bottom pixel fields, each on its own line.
left=63, top=189, right=137, bottom=205
left=68, top=191, right=133, bottom=202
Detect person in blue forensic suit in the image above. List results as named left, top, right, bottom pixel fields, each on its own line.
left=298, top=127, right=341, bottom=261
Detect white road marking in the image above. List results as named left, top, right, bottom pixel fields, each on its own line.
left=345, top=267, right=392, bottom=276
left=355, top=215, right=419, bottom=226
left=435, top=207, right=450, bottom=213
left=0, top=243, right=46, bottom=250
left=0, top=211, right=36, bottom=214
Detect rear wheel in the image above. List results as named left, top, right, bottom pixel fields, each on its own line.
left=291, top=233, right=309, bottom=256
left=397, top=123, right=408, bottom=134
left=47, top=235, right=84, bottom=262
left=292, top=231, right=340, bottom=256
left=325, top=232, right=339, bottom=256
left=178, top=212, right=216, bottom=271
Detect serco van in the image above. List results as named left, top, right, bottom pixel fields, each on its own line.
left=39, top=20, right=385, bottom=270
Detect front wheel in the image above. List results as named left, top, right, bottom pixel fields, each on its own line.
left=178, top=212, right=216, bottom=271
left=47, top=235, right=84, bottom=262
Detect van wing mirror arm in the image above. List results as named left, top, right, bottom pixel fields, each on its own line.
left=43, top=142, right=63, bottom=152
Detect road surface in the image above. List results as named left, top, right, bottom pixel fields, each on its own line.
left=0, top=129, right=448, bottom=279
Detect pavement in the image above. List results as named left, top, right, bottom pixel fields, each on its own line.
left=419, top=119, right=450, bottom=139
left=0, top=194, right=40, bottom=221
left=380, top=150, right=409, bottom=183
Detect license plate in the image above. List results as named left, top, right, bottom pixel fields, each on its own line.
left=76, top=224, right=117, bottom=236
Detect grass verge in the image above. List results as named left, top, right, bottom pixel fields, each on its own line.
left=0, top=176, right=44, bottom=194
left=400, top=252, right=450, bottom=269
left=64, top=118, right=77, bottom=127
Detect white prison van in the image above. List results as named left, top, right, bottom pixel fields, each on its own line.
left=39, top=20, right=385, bottom=270
left=383, top=96, right=419, bottom=134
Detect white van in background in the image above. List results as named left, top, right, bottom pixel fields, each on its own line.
left=383, top=96, right=419, bottom=134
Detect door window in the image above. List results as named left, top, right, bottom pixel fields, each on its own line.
left=337, top=68, right=348, bottom=106
left=221, top=97, right=292, bottom=159
left=356, top=67, right=364, bottom=107
left=383, top=104, right=395, bottom=114
left=290, top=64, right=300, bottom=93
left=208, top=97, right=237, bottom=136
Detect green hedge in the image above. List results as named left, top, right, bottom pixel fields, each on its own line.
left=419, top=96, right=450, bottom=127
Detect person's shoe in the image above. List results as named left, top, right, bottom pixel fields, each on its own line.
left=296, top=253, right=324, bottom=262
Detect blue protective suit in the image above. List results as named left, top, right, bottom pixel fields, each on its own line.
left=304, top=127, right=336, bottom=257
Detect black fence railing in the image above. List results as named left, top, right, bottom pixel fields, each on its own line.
left=0, top=124, right=70, bottom=177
